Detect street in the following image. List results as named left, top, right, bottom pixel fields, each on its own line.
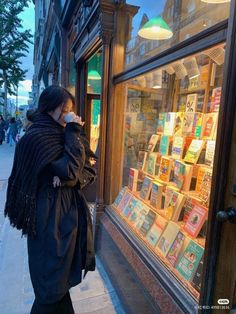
left=0, top=143, right=124, bottom=314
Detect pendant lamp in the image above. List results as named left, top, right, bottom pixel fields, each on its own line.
left=88, top=70, right=101, bottom=80
left=138, top=16, right=173, bottom=40
left=184, top=57, right=200, bottom=79
left=201, top=0, right=229, bottom=3
left=152, top=70, right=162, bottom=89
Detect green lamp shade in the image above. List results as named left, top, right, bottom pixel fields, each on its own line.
left=88, top=70, right=101, bottom=80
left=201, top=0, right=229, bottom=3
left=138, top=16, right=173, bottom=40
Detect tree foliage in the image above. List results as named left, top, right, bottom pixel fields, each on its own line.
left=0, top=0, right=33, bottom=96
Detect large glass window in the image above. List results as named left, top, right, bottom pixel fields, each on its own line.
left=125, top=0, right=230, bottom=69
left=112, top=43, right=225, bottom=299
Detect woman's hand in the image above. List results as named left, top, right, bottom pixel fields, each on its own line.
left=64, top=112, right=85, bottom=126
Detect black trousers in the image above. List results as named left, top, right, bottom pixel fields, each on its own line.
left=30, top=292, right=75, bottom=314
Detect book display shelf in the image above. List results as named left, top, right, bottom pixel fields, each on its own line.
left=111, top=44, right=225, bottom=300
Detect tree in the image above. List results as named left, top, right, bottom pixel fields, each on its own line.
left=0, top=0, right=33, bottom=117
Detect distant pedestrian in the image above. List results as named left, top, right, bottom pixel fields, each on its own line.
left=0, top=114, right=6, bottom=145
left=5, top=85, right=97, bottom=314
left=8, top=117, right=18, bottom=146
left=23, top=109, right=36, bottom=131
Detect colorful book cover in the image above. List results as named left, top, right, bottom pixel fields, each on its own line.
left=113, top=187, right=126, bottom=208
left=140, top=176, right=153, bottom=200
left=164, top=186, right=186, bottom=221
left=158, top=157, right=173, bottom=182
left=146, top=215, right=168, bottom=247
left=137, top=151, right=148, bottom=171
left=157, top=221, right=180, bottom=257
left=139, top=210, right=156, bottom=236
left=190, top=256, right=204, bottom=292
left=147, top=153, right=158, bottom=176
left=191, top=113, right=203, bottom=138
left=198, top=169, right=212, bottom=205
left=179, top=196, right=201, bottom=222
left=184, top=139, right=205, bottom=164
left=210, top=87, right=221, bottom=113
left=157, top=112, right=166, bottom=133
left=172, top=136, right=185, bottom=160
left=122, top=197, right=139, bottom=218
left=166, top=232, right=186, bottom=266
left=174, top=112, right=184, bottom=136
left=128, top=168, right=139, bottom=191
left=185, top=94, right=198, bottom=112
left=164, top=112, right=176, bottom=136
left=182, top=164, right=193, bottom=192
left=176, top=240, right=204, bottom=281
left=150, top=181, right=164, bottom=210
left=159, top=135, right=170, bottom=156
left=134, top=204, right=150, bottom=230
left=173, top=160, right=186, bottom=189
left=205, top=140, right=216, bottom=167
left=199, top=64, right=209, bottom=89
left=182, top=113, right=195, bottom=136
left=117, top=190, right=132, bottom=213
left=128, top=200, right=145, bottom=226
left=147, top=134, right=160, bottom=152
left=195, top=166, right=212, bottom=194
left=183, top=202, right=208, bottom=238
left=202, top=113, right=218, bottom=140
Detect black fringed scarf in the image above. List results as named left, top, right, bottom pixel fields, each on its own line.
left=4, top=113, right=64, bottom=237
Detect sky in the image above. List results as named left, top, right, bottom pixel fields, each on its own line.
left=10, top=1, right=35, bottom=106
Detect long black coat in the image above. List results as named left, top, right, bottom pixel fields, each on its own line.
left=27, top=124, right=95, bottom=304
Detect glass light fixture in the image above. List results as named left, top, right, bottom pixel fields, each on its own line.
left=152, top=70, right=162, bottom=89
left=88, top=70, right=101, bottom=80
left=172, top=62, right=187, bottom=79
left=201, top=0, right=230, bottom=3
left=184, top=57, right=200, bottom=79
left=138, top=16, right=173, bottom=40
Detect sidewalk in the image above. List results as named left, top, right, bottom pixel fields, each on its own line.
left=0, top=143, right=124, bottom=314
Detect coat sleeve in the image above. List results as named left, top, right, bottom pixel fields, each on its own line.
left=50, top=122, right=86, bottom=186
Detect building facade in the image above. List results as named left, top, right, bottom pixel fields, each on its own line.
left=33, top=1, right=236, bottom=313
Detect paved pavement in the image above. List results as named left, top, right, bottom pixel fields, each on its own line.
left=0, top=143, right=124, bottom=314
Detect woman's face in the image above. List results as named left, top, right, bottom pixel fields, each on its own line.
left=50, top=99, right=73, bottom=127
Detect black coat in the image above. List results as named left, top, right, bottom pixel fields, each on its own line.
left=27, top=123, right=96, bottom=304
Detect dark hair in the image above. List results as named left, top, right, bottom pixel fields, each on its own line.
left=10, top=117, right=16, bottom=123
left=0, top=114, right=4, bottom=121
left=38, top=85, right=75, bottom=113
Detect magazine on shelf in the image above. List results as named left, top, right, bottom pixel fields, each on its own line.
left=158, top=156, right=173, bottom=182
left=172, top=136, right=185, bottom=160
left=134, top=203, right=150, bottom=230
left=184, top=139, right=205, bottom=164
left=146, top=214, right=168, bottom=247
left=191, top=113, right=203, bottom=138
left=175, top=240, right=204, bottom=282
left=172, top=160, right=186, bottom=189
left=159, top=135, right=171, bottom=156
left=183, top=201, right=208, bottom=238
left=157, top=221, right=180, bottom=257
left=166, top=231, right=186, bottom=267
left=117, top=190, right=133, bottom=212
left=140, top=176, right=153, bottom=200
left=128, top=199, right=146, bottom=226
left=139, top=210, right=156, bottom=236
left=150, top=181, right=164, bottom=210
left=164, top=186, right=186, bottom=221
left=122, top=197, right=139, bottom=219
left=113, top=187, right=126, bottom=208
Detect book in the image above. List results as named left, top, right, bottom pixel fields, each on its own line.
left=140, top=176, right=153, bottom=200
left=191, top=256, right=204, bottom=292
left=147, top=153, right=158, bottom=176
left=183, top=201, right=208, bottom=238
left=134, top=204, right=150, bottom=230
left=113, top=187, right=126, bottom=208
left=205, top=140, right=216, bottom=167
left=179, top=195, right=202, bottom=222
left=164, top=186, right=186, bottom=221
left=172, top=160, right=186, bottom=189
left=116, top=190, right=132, bottom=212
left=199, top=64, right=209, bottom=89
left=185, top=94, right=198, bottom=112
left=201, top=113, right=218, bottom=140
left=184, top=139, right=205, bottom=164
left=191, top=113, right=203, bottom=138
left=150, top=181, right=164, bottom=210
left=137, top=151, right=148, bottom=171
left=146, top=214, right=168, bottom=247
left=128, top=200, right=145, bottom=226
left=164, top=112, right=176, bottom=136
left=139, top=210, right=156, bottom=236
left=159, top=135, right=171, bottom=156
left=182, top=164, right=194, bottom=192
left=210, top=87, right=221, bottom=113
left=176, top=240, right=204, bottom=281
left=157, top=221, right=180, bottom=257
left=195, top=166, right=212, bottom=193
left=174, top=112, right=185, bottom=136
left=122, top=197, right=139, bottom=218
left=172, top=136, right=185, bottom=160
left=157, top=112, right=166, bottom=133
left=196, top=168, right=213, bottom=205
left=182, top=113, right=195, bottom=136
left=147, top=134, right=160, bottom=152
left=166, top=232, right=186, bottom=266
left=128, top=168, right=139, bottom=191
left=158, top=157, right=173, bottom=182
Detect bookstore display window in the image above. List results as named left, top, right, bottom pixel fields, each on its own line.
left=125, top=0, right=229, bottom=69
left=112, top=43, right=225, bottom=299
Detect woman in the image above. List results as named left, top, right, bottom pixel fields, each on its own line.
left=5, top=86, right=96, bottom=314
left=0, top=114, right=6, bottom=144
left=8, top=117, right=18, bottom=146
